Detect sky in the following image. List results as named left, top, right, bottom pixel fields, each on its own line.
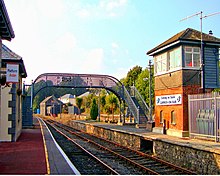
left=3, top=0, right=220, bottom=84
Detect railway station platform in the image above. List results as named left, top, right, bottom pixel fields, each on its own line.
left=1, top=116, right=220, bottom=175
left=0, top=117, right=79, bottom=175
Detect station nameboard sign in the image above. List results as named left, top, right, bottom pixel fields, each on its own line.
left=156, top=94, right=182, bottom=106
left=6, top=64, right=19, bottom=83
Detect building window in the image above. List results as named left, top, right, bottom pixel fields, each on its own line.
left=169, top=47, right=181, bottom=70
left=160, top=110, right=163, bottom=123
left=155, top=53, right=167, bottom=74
left=185, top=46, right=200, bottom=67
left=171, top=110, right=176, bottom=125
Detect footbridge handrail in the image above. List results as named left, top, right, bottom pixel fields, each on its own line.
left=33, top=73, right=124, bottom=99
left=123, top=86, right=139, bottom=123
left=130, top=85, right=150, bottom=118
left=32, top=73, right=147, bottom=124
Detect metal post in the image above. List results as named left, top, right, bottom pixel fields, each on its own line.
left=22, top=81, right=25, bottom=95
left=149, top=60, right=153, bottom=121
left=137, top=106, right=140, bottom=124
left=214, top=93, right=218, bottom=142
left=199, top=11, right=205, bottom=93
left=60, top=96, right=62, bottom=119
left=30, top=80, right=33, bottom=110
left=98, top=90, right=100, bottom=122
left=123, top=100, right=125, bottom=124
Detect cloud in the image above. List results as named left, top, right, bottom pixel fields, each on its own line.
left=36, top=0, right=65, bottom=19
left=76, top=0, right=128, bottom=19
left=52, top=33, right=77, bottom=54
left=82, top=48, right=104, bottom=73
left=100, top=0, right=127, bottom=11
left=111, top=42, right=119, bottom=49
left=77, top=9, right=90, bottom=18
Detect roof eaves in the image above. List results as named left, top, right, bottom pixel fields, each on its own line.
left=147, top=29, right=187, bottom=55
left=147, top=28, right=220, bottom=56
left=0, top=0, right=15, bottom=41
left=2, top=44, right=22, bottom=59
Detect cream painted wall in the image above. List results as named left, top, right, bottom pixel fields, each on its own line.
left=15, top=77, right=22, bottom=140
left=0, top=86, right=12, bottom=141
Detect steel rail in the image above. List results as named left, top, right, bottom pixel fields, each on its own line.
left=83, top=130, right=196, bottom=175
left=49, top=121, right=168, bottom=175
left=52, top=119, right=195, bottom=175
left=47, top=121, right=120, bottom=175
left=50, top=119, right=197, bottom=175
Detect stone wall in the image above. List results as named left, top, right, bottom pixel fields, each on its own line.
left=68, top=121, right=141, bottom=150
left=153, top=140, right=220, bottom=175
left=68, top=120, right=220, bottom=174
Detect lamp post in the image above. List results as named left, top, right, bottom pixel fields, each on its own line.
left=148, top=60, right=153, bottom=122
left=143, top=59, right=153, bottom=122
left=60, top=96, right=62, bottom=119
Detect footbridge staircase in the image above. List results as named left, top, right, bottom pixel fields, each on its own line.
left=31, top=73, right=150, bottom=125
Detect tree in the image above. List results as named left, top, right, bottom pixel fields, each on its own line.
left=120, top=65, right=155, bottom=113
left=90, top=98, right=98, bottom=120
left=122, top=65, right=142, bottom=87
left=106, top=93, right=118, bottom=121
left=76, top=97, right=83, bottom=116
left=100, top=94, right=106, bottom=113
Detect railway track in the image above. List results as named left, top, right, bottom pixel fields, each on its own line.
left=45, top=119, right=196, bottom=175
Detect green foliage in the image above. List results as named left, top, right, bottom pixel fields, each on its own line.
left=105, top=93, right=118, bottom=117
left=122, top=65, right=142, bottom=87
left=100, top=94, right=106, bottom=113
left=90, top=98, right=98, bottom=120
left=76, top=97, right=83, bottom=114
left=26, top=80, right=86, bottom=112
left=121, top=65, right=155, bottom=112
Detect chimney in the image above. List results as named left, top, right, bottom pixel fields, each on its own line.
left=209, top=30, right=213, bottom=36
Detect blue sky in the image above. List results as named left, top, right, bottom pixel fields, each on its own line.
left=3, top=0, right=220, bottom=84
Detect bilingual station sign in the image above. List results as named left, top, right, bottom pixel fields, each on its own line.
left=6, top=64, right=19, bottom=83
left=156, top=94, right=182, bottom=106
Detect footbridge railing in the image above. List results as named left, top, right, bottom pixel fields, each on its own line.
left=32, top=73, right=149, bottom=124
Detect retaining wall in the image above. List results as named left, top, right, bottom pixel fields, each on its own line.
left=68, top=120, right=141, bottom=150
left=68, top=120, right=220, bottom=174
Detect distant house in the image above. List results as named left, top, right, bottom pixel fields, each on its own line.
left=147, top=28, right=220, bottom=137
left=40, top=95, right=63, bottom=116
left=77, top=91, right=90, bottom=98
left=59, top=94, right=76, bottom=105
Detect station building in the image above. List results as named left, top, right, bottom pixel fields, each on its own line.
left=40, top=95, right=63, bottom=117
left=0, top=0, right=23, bottom=142
left=147, top=28, right=220, bottom=137
left=0, top=44, right=27, bottom=141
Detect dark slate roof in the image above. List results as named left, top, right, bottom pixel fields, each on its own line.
left=40, top=95, right=63, bottom=105
left=147, top=28, right=220, bottom=55
left=2, top=44, right=27, bottom=78
left=40, top=95, right=53, bottom=104
left=2, top=44, right=21, bottom=59
left=0, top=0, right=15, bottom=40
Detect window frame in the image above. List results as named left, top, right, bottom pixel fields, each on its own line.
left=184, top=46, right=201, bottom=68
left=171, top=110, right=176, bottom=125
left=160, top=110, right=164, bottom=124
left=155, top=52, right=168, bottom=75
left=169, top=47, right=182, bottom=71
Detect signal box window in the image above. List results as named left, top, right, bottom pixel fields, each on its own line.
left=169, top=47, right=181, bottom=70
left=185, top=47, right=200, bottom=68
